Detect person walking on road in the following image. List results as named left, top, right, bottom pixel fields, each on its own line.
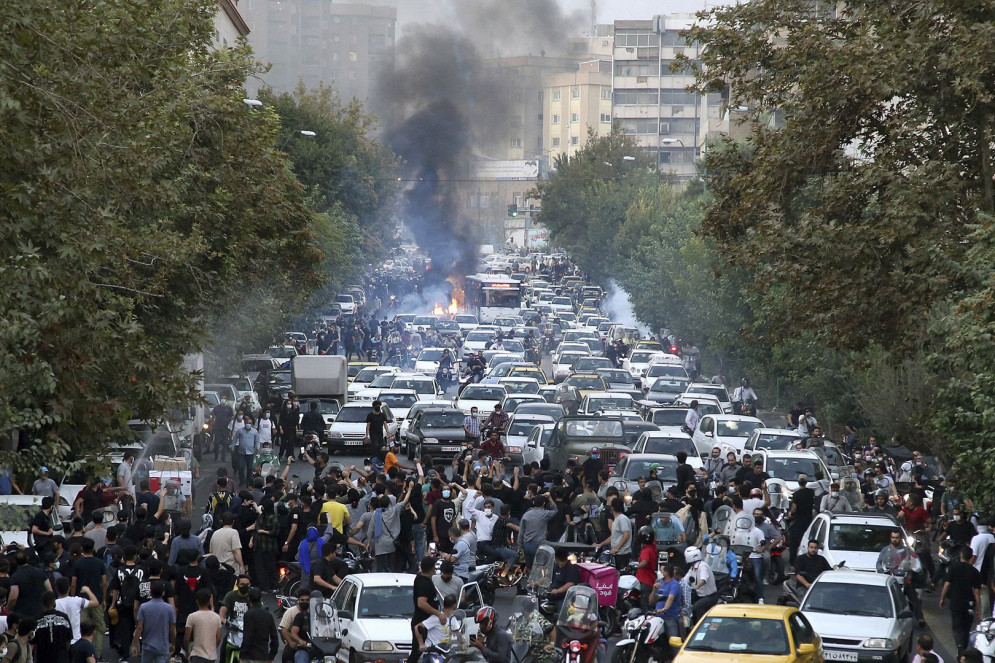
left=232, top=415, right=261, bottom=487
left=240, top=588, right=279, bottom=663
left=940, top=546, right=982, bottom=655
left=131, top=581, right=176, bottom=663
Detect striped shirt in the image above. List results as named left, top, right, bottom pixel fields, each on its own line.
left=462, top=414, right=482, bottom=438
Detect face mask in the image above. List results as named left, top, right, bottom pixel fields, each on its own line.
left=484, top=508, right=493, bottom=516
left=245, top=423, right=252, bottom=430
left=442, top=490, right=451, bottom=499
left=264, top=413, right=270, bottom=419
left=754, top=516, right=764, bottom=525
left=238, top=585, right=249, bottom=594
left=957, top=515, right=965, bottom=522
left=364, top=465, right=372, bottom=472
left=831, top=490, right=839, bottom=496
left=236, top=416, right=243, bottom=422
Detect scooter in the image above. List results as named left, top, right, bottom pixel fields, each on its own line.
left=970, top=618, right=995, bottom=663
left=221, top=616, right=243, bottom=663
left=611, top=609, right=665, bottom=663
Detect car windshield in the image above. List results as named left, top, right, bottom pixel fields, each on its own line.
left=436, top=321, right=460, bottom=332
left=268, top=346, right=296, bottom=359
left=765, top=456, right=825, bottom=481
left=355, top=368, right=388, bottom=383
left=684, top=616, right=790, bottom=655
left=646, top=365, right=687, bottom=379
left=267, top=371, right=291, bottom=386
left=829, top=524, right=901, bottom=552
left=502, top=339, right=525, bottom=352
left=642, top=437, right=696, bottom=456
left=488, top=365, right=513, bottom=377
left=552, top=297, right=571, bottom=305
left=516, top=404, right=564, bottom=418
left=379, top=393, right=418, bottom=409
left=508, top=421, right=539, bottom=436
left=598, top=370, right=632, bottom=384
left=413, top=316, right=437, bottom=326
left=692, top=385, right=727, bottom=400
left=576, top=358, right=612, bottom=371
left=369, top=374, right=396, bottom=388
left=462, top=386, right=506, bottom=401
left=650, top=409, right=686, bottom=426
left=629, top=351, right=655, bottom=363
left=802, top=582, right=893, bottom=617
left=356, top=586, right=415, bottom=619
left=392, top=379, right=435, bottom=394
left=623, top=460, right=677, bottom=482
left=565, top=376, right=605, bottom=390
left=502, top=381, right=539, bottom=394
left=422, top=412, right=466, bottom=428
left=466, top=331, right=493, bottom=342
left=456, top=315, right=478, bottom=324
left=562, top=419, right=624, bottom=438
left=315, top=399, right=341, bottom=415
left=418, top=349, right=447, bottom=361
left=335, top=295, right=353, bottom=303
left=589, top=397, right=633, bottom=410
left=650, top=378, right=689, bottom=392
left=717, top=420, right=762, bottom=437
left=204, top=392, right=221, bottom=406
left=0, top=503, right=36, bottom=534
left=335, top=407, right=373, bottom=423
left=557, top=353, right=587, bottom=366
left=755, top=433, right=799, bottom=450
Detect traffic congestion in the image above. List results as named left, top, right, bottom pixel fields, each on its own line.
left=1, top=244, right=988, bottom=663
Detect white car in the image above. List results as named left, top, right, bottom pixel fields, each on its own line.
left=551, top=342, right=591, bottom=366
left=644, top=406, right=688, bottom=436
left=751, top=449, right=833, bottom=493
left=327, top=402, right=397, bottom=452
left=348, top=366, right=401, bottom=397
left=631, top=431, right=702, bottom=470
left=388, top=375, right=443, bottom=401
left=578, top=392, right=637, bottom=416
left=461, top=328, right=500, bottom=359
left=796, top=512, right=907, bottom=573
left=335, top=293, right=357, bottom=314
left=353, top=373, right=404, bottom=401
left=496, top=376, right=541, bottom=395
left=0, top=495, right=62, bottom=546
left=621, top=349, right=660, bottom=384
left=411, top=315, right=439, bottom=334
left=742, top=427, right=803, bottom=456
left=479, top=362, right=534, bottom=385
left=374, top=390, right=419, bottom=425
left=552, top=351, right=588, bottom=383
left=520, top=423, right=555, bottom=466
left=550, top=296, right=573, bottom=314
left=328, top=573, right=484, bottom=663
left=413, top=347, right=457, bottom=376
left=454, top=384, right=507, bottom=414
left=684, top=382, right=733, bottom=413
left=690, top=414, right=764, bottom=457
left=504, top=414, right=555, bottom=465
left=454, top=314, right=479, bottom=335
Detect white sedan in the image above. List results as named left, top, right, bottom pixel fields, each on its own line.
left=454, top=384, right=507, bottom=414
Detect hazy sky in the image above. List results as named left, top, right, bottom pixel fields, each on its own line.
left=382, top=0, right=714, bottom=33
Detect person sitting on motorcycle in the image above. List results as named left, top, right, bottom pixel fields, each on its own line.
left=481, top=430, right=507, bottom=462
left=386, top=330, right=403, bottom=362
left=635, top=526, right=659, bottom=611
left=301, top=400, right=325, bottom=443
left=466, top=352, right=486, bottom=383
left=548, top=548, right=581, bottom=608
left=415, top=594, right=458, bottom=655
left=512, top=597, right=558, bottom=663
left=877, top=530, right=925, bottom=624
left=483, top=405, right=509, bottom=433
left=866, top=489, right=899, bottom=517
left=471, top=606, right=511, bottom=663
left=653, top=563, right=684, bottom=662
left=685, top=546, right=718, bottom=619
left=732, top=378, right=758, bottom=415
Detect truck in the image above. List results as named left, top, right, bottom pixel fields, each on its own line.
left=291, top=355, right=349, bottom=433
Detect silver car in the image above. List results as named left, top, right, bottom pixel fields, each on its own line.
left=801, top=569, right=915, bottom=663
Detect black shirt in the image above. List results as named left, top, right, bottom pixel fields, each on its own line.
left=551, top=561, right=581, bottom=592
left=241, top=605, right=279, bottom=660
left=70, top=637, right=97, bottom=663
left=794, top=553, right=832, bottom=584
left=676, top=464, right=697, bottom=492
left=12, top=563, right=50, bottom=618
left=365, top=411, right=390, bottom=443
left=33, top=608, right=72, bottom=663
left=790, top=488, right=816, bottom=528
left=743, top=471, right=770, bottom=490
left=412, top=574, right=439, bottom=626
left=174, top=565, right=213, bottom=618
left=946, top=560, right=982, bottom=607
left=581, top=458, right=603, bottom=486
left=292, top=609, right=311, bottom=643
left=316, top=557, right=350, bottom=597
left=109, top=564, right=146, bottom=608
left=71, top=557, right=106, bottom=604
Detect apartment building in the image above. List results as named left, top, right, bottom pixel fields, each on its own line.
left=241, top=0, right=395, bottom=112
left=542, top=60, right=613, bottom=167
left=215, top=0, right=250, bottom=47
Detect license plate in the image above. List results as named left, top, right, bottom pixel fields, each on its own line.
left=345, top=440, right=363, bottom=446
left=441, top=446, right=462, bottom=452
left=825, top=650, right=858, bottom=662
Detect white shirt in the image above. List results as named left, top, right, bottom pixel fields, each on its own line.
left=56, top=595, right=90, bottom=642
left=117, top=461, right=134, bottom=495
left=419, top=614, right=449, bottom=648
left=748, top=527, right=765, bottom=559
left=733, top=386, right=758, bottom=402
left=742, top=498, right=764, bottom=515
left=797, top=416, right=817, bottom=436
left=684, top=408, right=700, bottom=432
left=258, top=417, right=273, bottom=444
left=687, top=561, right=717, bottom=597
left=468, top=507, right=497, bottom=542
left=971, top=528, right=995, bottom=571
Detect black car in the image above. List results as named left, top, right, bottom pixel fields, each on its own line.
left=403, top=408, right=470, bottom=460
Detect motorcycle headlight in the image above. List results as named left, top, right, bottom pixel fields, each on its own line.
left=363, top=641, right=395, bottom=652
left=864, top=638, right=896, bottom=649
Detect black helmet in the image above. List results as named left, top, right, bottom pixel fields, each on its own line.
left=638, top=525, right=654, bottom=545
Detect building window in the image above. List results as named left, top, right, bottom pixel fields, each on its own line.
left=570, top=136, right=579, bottom=145
left=552, top=114, right=561, bottom=125
left=571, top=87, right=580, bottom=99
left=552, top=137, right=561, bottom=147
left=349, top=52, right=358, bottom=61
left=570, top=113, right=579, bottom=123
left=601, top=88, right=612, bottom=100
left=614, top=90, right=659, bottom=105
left=552, top=90, right=561, bottom=101
left=660, top=89, right=697, bottom=105
left=661, top=60, right=696, bottom=76
left=510, top=138, right=523, bottom=148
left=600, top=113, right=612, bottom=123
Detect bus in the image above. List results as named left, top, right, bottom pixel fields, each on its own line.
left=464, top=273, right=523, bottom=323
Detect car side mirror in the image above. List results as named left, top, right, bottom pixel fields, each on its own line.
left=898, top=609, right=914, bottom=619
left=704, top=431, right=713, bottom=437
left=669, top=636, right=684, bottom=648
left=797, top=644, right=816, bottom=655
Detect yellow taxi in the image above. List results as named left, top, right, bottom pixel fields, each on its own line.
left=347, top=361, right=379, bottom=383
left=508, top=364, right=550, bottom=384
left=561, top=373, right=609, bottom=399
left=634, top=339, right=665, bottom=352
left=671, top=604, right=823, bottom=663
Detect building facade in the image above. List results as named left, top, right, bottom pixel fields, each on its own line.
left=215, top=0, right=250, bottom=47
left=541, top=60, right=613, bottom=168
left=240, top=0, right=395, bottom=111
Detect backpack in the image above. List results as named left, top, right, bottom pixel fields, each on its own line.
left=116, top=566, right=145, bottom=607
left=209, top=491, right=232, bottom=522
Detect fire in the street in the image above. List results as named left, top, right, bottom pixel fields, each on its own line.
left=433, top=298, right=460, bottom=316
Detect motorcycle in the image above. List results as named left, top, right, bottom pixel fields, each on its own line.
left=970, top=618, right=995, bottom=663
left=296, top=591, right=345, bottom=663
left=221, top=616, right=243, bottom=663
left=509, top=594, right=556, bottom=663
left=616, top=574, right=642, bottom=617
left=611, top=609, right=665, bottom=663
left=935, top=537, right=957, bottom=586
left=554, top=586, right=603, bottom=663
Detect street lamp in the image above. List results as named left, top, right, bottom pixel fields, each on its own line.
left=242, top=98, right=263, bottom=108
left=277, top=130, right=317, bottom=150
left=660, top=138, right=702, bottom=179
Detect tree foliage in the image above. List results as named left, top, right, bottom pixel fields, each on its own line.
left=686, top=0, right=995, bottom=353
left=0, top=1, right=323, bottom=469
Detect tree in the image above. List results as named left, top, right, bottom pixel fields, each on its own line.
left=686, top=0, right=995, bottom=354
left=0, top=0, right=322, bottom=470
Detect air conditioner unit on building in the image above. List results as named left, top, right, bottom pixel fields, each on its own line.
left=659, top=122, right=670, bottom=135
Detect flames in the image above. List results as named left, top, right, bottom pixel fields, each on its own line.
left=433, top=298, right=460, bottom=316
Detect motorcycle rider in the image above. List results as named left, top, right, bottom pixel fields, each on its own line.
left=877, top=529, right=925, bottom=625
left=548, top=548, right=581, bottom=610
left=685, top=546, right=718, bottom=619
left=820, top=482, right=853, bottom=513
left=483, top=404, right=509, bottom=433
left=788, top=540, right=832, bottom=602
left=732, top=378, right=758, bottom=415
left=466, top=352, right=486, bottom=383
left=635, top=526, right=658, bottom=610
left=470, top=606, right=511, bottom=663
left=301, top=400, right=325, bottom=444
left=867, top=489, right=899, bottom=517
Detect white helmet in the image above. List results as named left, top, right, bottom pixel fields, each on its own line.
left=684, top=546, right=702, bottom=565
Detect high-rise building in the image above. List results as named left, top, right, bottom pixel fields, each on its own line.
left=542, top=60, right=613, bottom=168
left=240, top=0, right=395, bottom=112
left=612, top=15, right=728, bottom=180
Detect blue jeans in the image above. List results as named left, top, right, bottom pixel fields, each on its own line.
left=749, top=556, right=764, bottom=601
left=413, top=524, right=426, bottom=565
left=295, top=648, right=311, bottom=663
left=478, top=541, right=518, bottom=563
left=141, top=651, right=170, bottom=663
left=236, top=453, right=254, bottom=486
left=523, top=541, right=540, bottom=567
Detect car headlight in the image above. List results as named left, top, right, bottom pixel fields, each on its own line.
left=324, top=657, right=337, bottom=663
left=508, top=446, right=522, bottom=453
left=328, top=432, right=344, bottom=438
left=363, top=641, right=395, bottom=652
left=864, top=638, right=896, bottom=649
